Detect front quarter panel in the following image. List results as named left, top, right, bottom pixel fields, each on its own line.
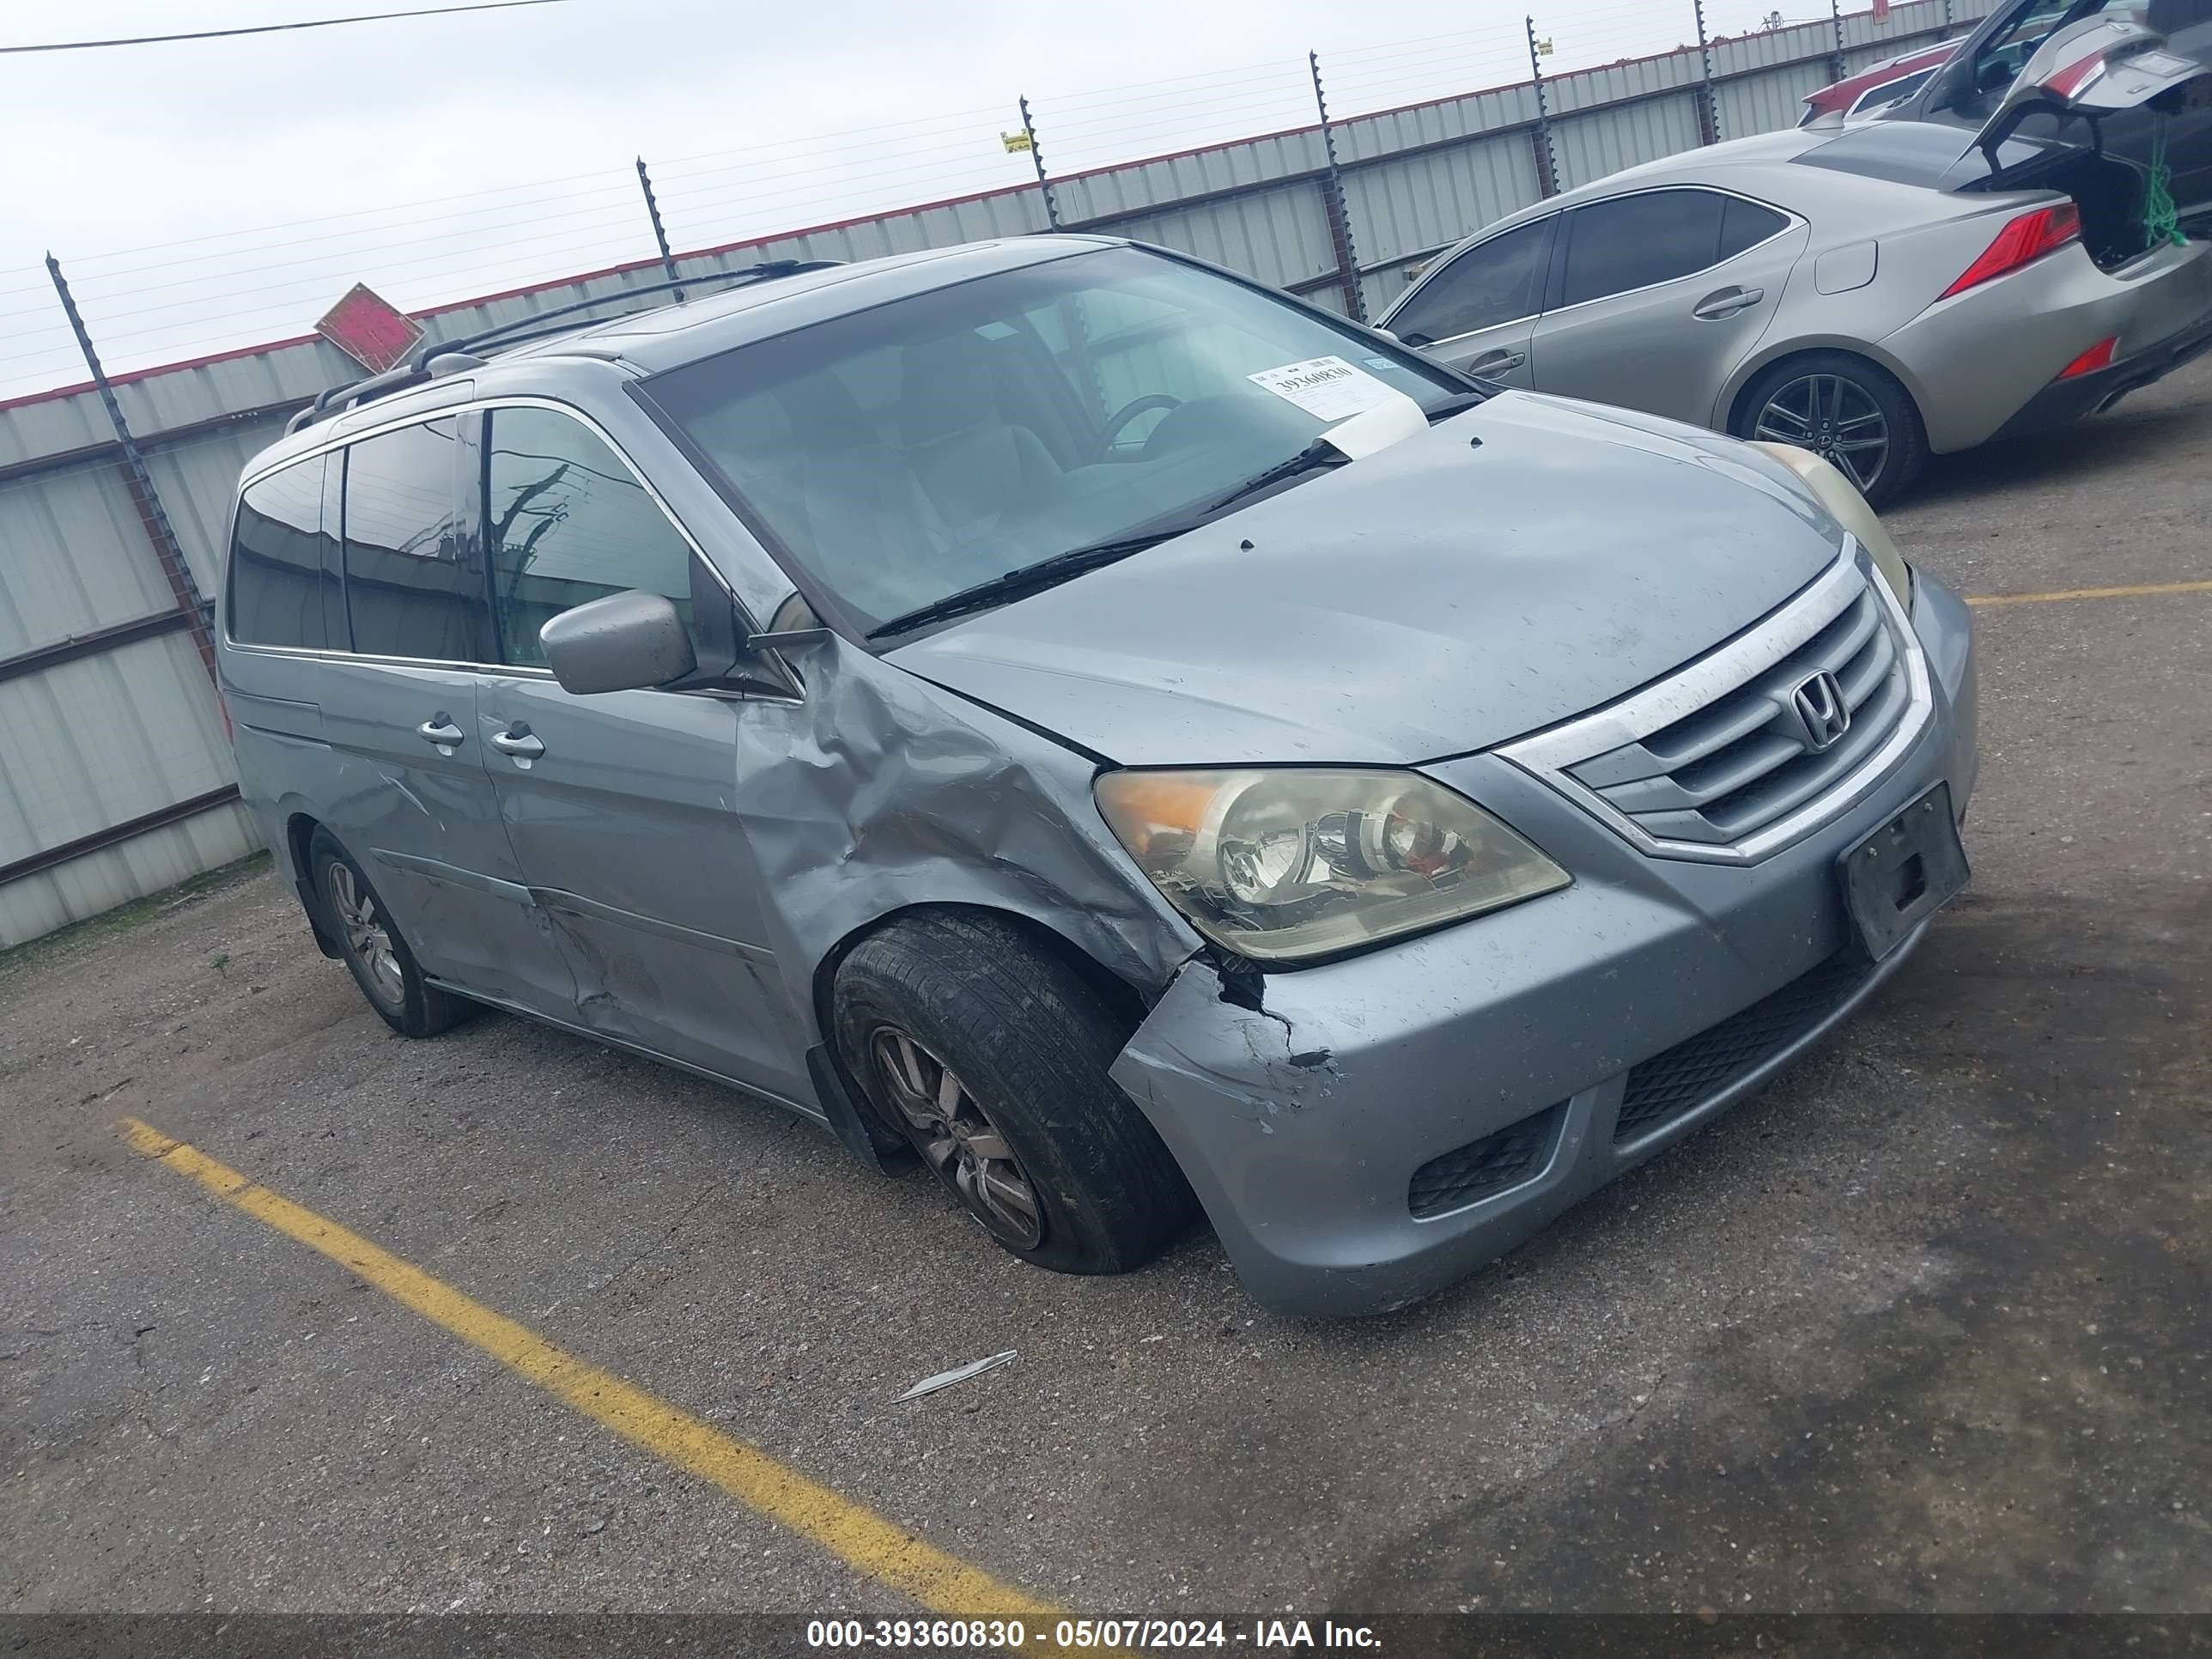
left=728, top=635, right=1202, bottom=1054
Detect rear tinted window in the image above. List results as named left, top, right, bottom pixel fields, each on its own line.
left=1559, top=189, right=1732, bottom=307
left=228, top=457, right=338, bottom=650
left=1720, top=195, right=1790, bottom=258
left=340, top=417, right=489, bottom=663
left=1390, top=218, right=1553, bottom=343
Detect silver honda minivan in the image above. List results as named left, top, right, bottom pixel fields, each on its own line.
left=219, top=235, right=1978, bottom=1316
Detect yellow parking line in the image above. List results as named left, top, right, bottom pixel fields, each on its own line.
left=1967, top=578, right=2212, bottom=608
left=119, top=1117, right=1058, bottom=1620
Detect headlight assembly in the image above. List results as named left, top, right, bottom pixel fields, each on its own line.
left=1095, top=768, right=1569, bottom=963
left=1747, top=441, right=1913, bottom=605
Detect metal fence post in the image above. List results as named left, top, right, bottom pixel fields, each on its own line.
left=1940, top=0, right=1955, bottom=35
left=1526, top=15, right=1561, bottom=196
left=1018, top=96, right=1064, bottom=230
left=1692, top=0, right=1722, bottom=145
left=1829, top=0, right=1848, bottom=82
left=45, top=254, right=219, bottom=690
left=635, top=157, right=684, bottom=297
left=1309, top=50, right=1370, bottom=323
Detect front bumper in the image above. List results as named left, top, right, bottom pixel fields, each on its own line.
left=1109, top=573, right=1978, bottom=1317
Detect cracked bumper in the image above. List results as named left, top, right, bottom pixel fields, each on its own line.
left=1109, top=573, right=1978, bottom=1317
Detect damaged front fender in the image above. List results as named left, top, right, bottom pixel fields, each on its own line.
left=731, top=633, right=1203, bottom=1069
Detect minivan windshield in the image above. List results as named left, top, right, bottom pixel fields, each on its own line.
left=639, top=246, right=1472, bottom=636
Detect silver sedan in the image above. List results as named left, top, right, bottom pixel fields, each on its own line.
left=1379, top=20, right=2212, bottom=504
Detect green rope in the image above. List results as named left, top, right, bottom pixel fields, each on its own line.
left=2145, top=118, right=2186, bottom=247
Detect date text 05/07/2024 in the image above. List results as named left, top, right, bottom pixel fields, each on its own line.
left=804, top=1618, right=1383, bottom=1649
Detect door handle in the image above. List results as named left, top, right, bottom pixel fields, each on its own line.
left=416, top=714, right=465, bottom=747
left=1692, top=286, right=1765, bottom=320
left=1465, top=349, right=1527, bottom=375
left=489, top=725, right=545, bottom=762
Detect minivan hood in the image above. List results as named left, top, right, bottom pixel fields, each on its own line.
left=888, top=392, right=1844, bottom=768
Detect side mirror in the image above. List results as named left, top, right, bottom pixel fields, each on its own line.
left=540, top=590, right=697, bottom=696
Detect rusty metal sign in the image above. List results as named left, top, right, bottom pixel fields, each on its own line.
left=314, top=283, right=425, bottom=373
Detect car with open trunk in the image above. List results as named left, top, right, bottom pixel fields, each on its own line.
left=1381, top=14, right=2212, bottom=506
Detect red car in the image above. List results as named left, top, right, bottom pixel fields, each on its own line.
left=1799, top=41, right=1961, bottom=125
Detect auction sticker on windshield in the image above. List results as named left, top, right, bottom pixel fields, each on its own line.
left=1249, top=356, right=1407, bottom=422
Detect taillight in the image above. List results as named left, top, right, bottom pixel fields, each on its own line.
left=2044, top=51, right=2107, bottom=100
left=2057, top=337, right=2118, bottom=380
left=1940, top=204, right=2081, bottom=300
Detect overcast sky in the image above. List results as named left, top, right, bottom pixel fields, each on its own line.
left=0, top=0, right=1819, bottom=397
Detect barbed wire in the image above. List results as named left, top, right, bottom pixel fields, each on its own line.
left=2, top=0, right=1971, bottom=401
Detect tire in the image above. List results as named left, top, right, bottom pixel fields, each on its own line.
left=832, top=911, right=1197, bottom=1276
left=1734, top=350, right=1928, bottom=510
left=307, top=827, right=471, bottom=1039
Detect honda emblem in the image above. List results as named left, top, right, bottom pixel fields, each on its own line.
left=1790, top=670, right=1851, bottom=753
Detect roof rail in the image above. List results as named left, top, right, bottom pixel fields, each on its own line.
left=284, top=259, right=842, bottom=435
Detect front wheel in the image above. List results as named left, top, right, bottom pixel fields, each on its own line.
left=833, top=912, right=1197, bottom=1275
left=1735, top=351, right=1927, bottom=509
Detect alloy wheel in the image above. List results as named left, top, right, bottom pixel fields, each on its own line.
left=1753, top=373, right=1891, bottom=495
left=869, top=1026, right=1045, bottom=1249
left=327, top=862, right=404, bottom=1007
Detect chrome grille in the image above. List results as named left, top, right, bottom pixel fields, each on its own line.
left=1498, top=541, right=1932, bottom=865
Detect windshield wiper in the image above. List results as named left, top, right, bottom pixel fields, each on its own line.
left=1197, top=437, right=1352, bottom=518
left=1192, top=401, right=1475, bottom=518
left=1425, top=390, right=1490, bottom=422
left=865, top=532, right=1182, bottom=639
left=869, top=406, right=1480, bottom=641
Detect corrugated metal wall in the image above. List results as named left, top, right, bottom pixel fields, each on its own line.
left=0, top=0, right=1990, bottom=946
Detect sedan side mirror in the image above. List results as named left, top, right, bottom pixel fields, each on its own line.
left=541, top=589, right=697, bottom=696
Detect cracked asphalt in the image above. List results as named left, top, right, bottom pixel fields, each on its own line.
left=3, top=357, right=2209, bottom=1619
